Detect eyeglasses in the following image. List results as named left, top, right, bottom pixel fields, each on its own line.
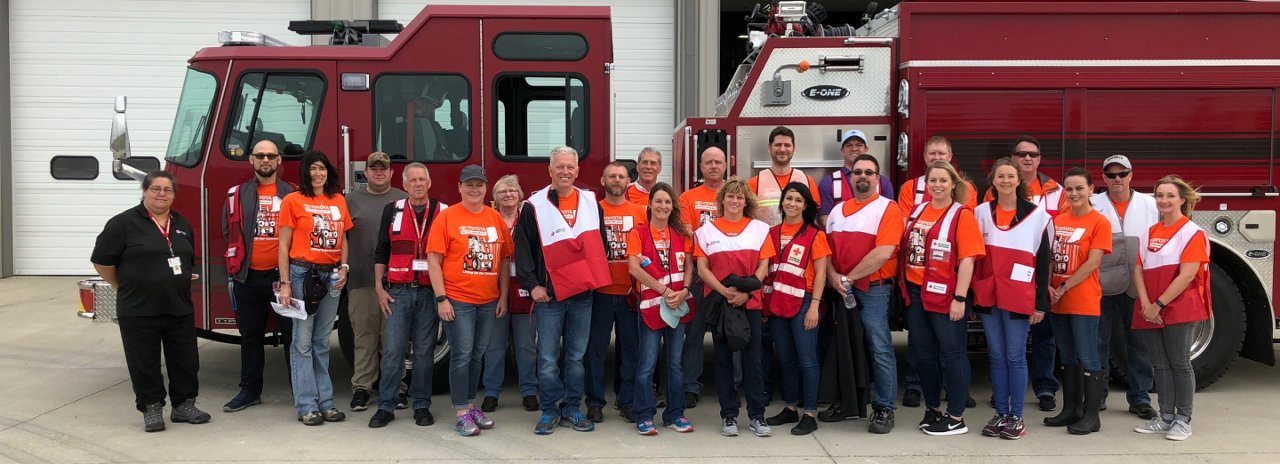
left=495, top=189, right=520, bottom=195
left=1013, top=151, right=1041, bottom=158
left=147, top=187, right=175, bottom=195
left=850, top=169, right=877, bottom=177
left=1104, top=170, right=1131, bottom=179
left=252, top=153, right=280, bottom=160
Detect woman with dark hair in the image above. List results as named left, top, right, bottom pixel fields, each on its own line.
left=628, top=183, right=695, bottom=435
left=276, top=151, right=353, bottom=426
left=91, top=171, right=210, bottom=432
left=972, top=157, right=1052, bottom=439
left=762, top=182, right=829, bottom=435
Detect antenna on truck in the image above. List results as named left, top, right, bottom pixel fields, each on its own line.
left=288, top=20, right=404, bottom=46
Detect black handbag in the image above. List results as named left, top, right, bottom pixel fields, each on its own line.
left=301, top=268, right=327, bottom=315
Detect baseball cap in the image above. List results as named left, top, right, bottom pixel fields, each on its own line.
left=366, top=152, right=391, bottom=169
left=1102, top=155, right=1132, bottom=170
left=660, top=299, right=690, bottom=329
left=841, top=129, right=868, bottom=146
left=459, top=164, right=488, bottom=183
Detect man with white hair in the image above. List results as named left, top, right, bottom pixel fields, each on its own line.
left=626, top=147, right=663, bottom=206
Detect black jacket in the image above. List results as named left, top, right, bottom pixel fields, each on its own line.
left=512, top=188, right=609, bottom=301
left=974, top=198, right=1052, bottom=317
left=699, top=274, right=762, bottom=352
left=221, top=177, right=295, bottom=283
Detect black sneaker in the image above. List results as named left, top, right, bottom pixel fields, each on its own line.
left=918, top=409, right=943, bottom=430
left=685, top=392, right=699, bottom=409
left=481, top=396, right=498, bottom=413
left=396, top=393, right=409, bottom=410
left=868, top=408, right=895, bottom=434
left=966, top=395, right=976, bottom=408
left=1038, top=395, right=1057, bottom=412
left=350, top=389, right=371, bottom=412
left=171, top=399, right=211, bottom=424
left=414, top=408, right=435, bottom=426
left=1129, top=403, right=1158, bottom=420
left=223, top=391, right=261, bottom=413
left=142, top=402, right=165, bottom=432
left=368, top=409, right=395, bottom=428
left=922, top=413, right=967, bottom=436
left=791, top=414, right=818, bottom=435
left=817, top=403, right=855, bottom=423
left=522, top=395, right=539, bottom=411
left=902, top=389, right=922, bottom=408
left=587, top=405, right=605, bottom=423
left=766, top=408, right=800, bottom=426
left=619, top=405, right=636, bottom=423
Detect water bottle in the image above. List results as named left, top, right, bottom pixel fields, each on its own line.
left=841, top=276, right=858, bottom=309
left=328, top=271, right=342, bottom=298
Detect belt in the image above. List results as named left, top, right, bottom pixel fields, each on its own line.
left=386, top=282, right=431, bottom=290
left=868, top=278, right=894, bottom=287
left=290, top=259, right=337, bottom=272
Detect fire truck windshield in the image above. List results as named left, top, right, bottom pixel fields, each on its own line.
left=164, top=68, right=218, bottom=167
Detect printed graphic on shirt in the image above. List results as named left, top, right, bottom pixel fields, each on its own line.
left=695, top=201, right=717, bottom=227
left=254, top=195, right=279, bottom=240
left=604, top=216, right=634, bottom=262
left=462, top=226, right=501, bottom=274
left=305, top=204, right=342, bottom=252
left=906, top=218, right=936, bottom=268
left=1052, top=226, right=1087, bottom=275
left=561, top=209, right=577, bottom=223
left=1148, top=236, right=1169, bottom=253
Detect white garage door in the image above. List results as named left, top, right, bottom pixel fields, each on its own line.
left=380, top=0, right=676, bottom=171
left=9, top=0, right=310, bottom=275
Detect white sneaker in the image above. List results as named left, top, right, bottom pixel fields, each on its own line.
left=1165, top=420, right=1192, bottom=441
left=749, top=417, right=773, bottom=437
left=721, top=417, right=739, bottom=437
left=1134, top=417, right=1173, bottom=434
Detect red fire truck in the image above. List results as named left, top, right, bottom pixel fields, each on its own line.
left=83, top=0, right=1279, bottom=388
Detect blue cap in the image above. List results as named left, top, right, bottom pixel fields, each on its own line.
left=841, top=129, right=868, bottom=146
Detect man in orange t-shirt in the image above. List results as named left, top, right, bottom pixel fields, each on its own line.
left=898, top=136, right=979, bottom=213
left=676, top=146, right=727, bottom=405
left=749, top=126, right=821, bottom=226
left=585, top=163, right=648, bottom=422
left=626, top=147, right=663, bottom=206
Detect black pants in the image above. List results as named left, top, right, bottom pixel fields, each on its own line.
left=233, top=269, right=293, bottom=397
left=118, top=313, right=200, bottom=411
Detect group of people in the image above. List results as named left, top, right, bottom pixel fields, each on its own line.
left=91, top=127, right=1209, bottom=444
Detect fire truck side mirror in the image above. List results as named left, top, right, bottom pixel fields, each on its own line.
left=110, top=95, right=131, bottom=161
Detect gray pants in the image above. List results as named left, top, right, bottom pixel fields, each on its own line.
left=1136, top=324, right=1196, bottom=422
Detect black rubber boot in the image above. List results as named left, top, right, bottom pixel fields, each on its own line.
left=1068, top=369, right=1106, bottom=435
left=1044, top=364, right=1083, bottom=427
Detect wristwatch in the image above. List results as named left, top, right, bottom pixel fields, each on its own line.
left=953, top=295, right=968, bottom=303
left=435, top=295, right=448, bottom=303
left=1154, top=299, right=1166, bottom=309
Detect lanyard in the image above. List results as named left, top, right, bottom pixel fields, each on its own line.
left=408, top=204, right=430, bottom=258
left=147, top=210, right=175, bottom=257
left=650, top=225, right=673, bottom=287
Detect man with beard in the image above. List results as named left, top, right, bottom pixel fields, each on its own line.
left=222, top=139, right=296, bottom=412
left=820, top=154, right=904, bottom=432
left=585, top=162, right=647, bottom=422
left=626, top=148, right=663, bottom=206
left=749, top=126, right=820, bottom=226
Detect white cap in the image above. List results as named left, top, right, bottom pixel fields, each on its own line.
left=1102, top=155, right=1132, bottom=170
left=841, top=129, right=868, bottom=146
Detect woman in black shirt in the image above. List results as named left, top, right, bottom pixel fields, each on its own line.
left=91, top=171, right=209, bottom=432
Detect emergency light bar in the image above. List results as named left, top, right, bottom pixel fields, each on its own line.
left=218, top=31, right=289, bottom=47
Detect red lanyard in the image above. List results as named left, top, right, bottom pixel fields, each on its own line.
left=147, top=210, right=175, bottom=257
left=408, top=204, right=430, bottom=258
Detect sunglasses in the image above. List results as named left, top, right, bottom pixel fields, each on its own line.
left=1013, top=151, right=1041, bottom=158
left=1104, top=170, right=1131, bottom=179
left=850, top=169, right=878, bottom=177
left=252, top=153, right=280, bottom=160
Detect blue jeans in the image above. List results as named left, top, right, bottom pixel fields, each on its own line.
left=768, top=294, right=820, bottom=413
left=585, top=293, right=639, bottom=409
left=535, top=291, right=593, bottom=416
left=904, top=284, right=970, bottom=417
left=1030, top=316, right=1059, bottom=397
left=377, top=285, right=439, bottom=411
left=979, top=308, right=1030, bottom=416
left=442, top=299, right=496, bottom=410
left=635, top=315, right=686, bottom=425
left=1099, top=293, right=1154, bottom=406
left=1050, top=313, right=1101, bottom=371
left=288, top=264, right=340, bottom=416
left=682, top=281, right=707, bottom=395
left=714, top=309, right=766, bottom=420
left=482, top=311, right=539, bottom=398
left=856, top=284, right=897, bottom=410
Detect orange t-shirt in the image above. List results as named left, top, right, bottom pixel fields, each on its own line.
left=425, top=205, right=515, bottom=305
left=626, top=225, right=694, bottom=292
left=600, top=200, right=648, bottom=295
left=678, top=184, right=720, bottom=232
left=903, top=203, right=985, bottom=286
left=1114, top=200, right=1130, bottom=221
left=837, top=197, right=905, bottom=281
left=278, top=192, right=353, bottom=265
left=775, top=222, right=831, bottom=292
left=625, top=184, right=651, bottom=206
left=1141, top=217, right=1210, bottom=265
left=1051, top=209, right=1113, bottom=315
left=693, top=217, right=778, bottom=262
left=898, top=178, right=980, bottom=213
left=249, top=183, right=282, bottom=270
left=557, top=189, right=580, bottom=227
left=994, top=205, right=1016, bottom=231
left=749, top=171, right=823, bottom=206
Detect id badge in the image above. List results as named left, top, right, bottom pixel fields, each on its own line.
left=168, top=256, right=183, bottom=275
left=411, top=259, right=429, bottom=271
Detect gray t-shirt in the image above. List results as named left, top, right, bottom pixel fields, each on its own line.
left=346, top=186, right=407, bottom=289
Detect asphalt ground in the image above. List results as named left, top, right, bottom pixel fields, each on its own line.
left=2, top=276, right=1279, bottom=463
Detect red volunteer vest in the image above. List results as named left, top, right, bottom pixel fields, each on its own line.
left=826, top=196, right=895, bottom=292
left=506, top=212, right=533, bottom=314
left=901, top=202, right=965, bottom=315
left=696, top=218, right=771, bottom=310
left=1132, top=220, right=1211, bottom=329
left=636, top=226, right=691, bottom=330
left=763, top=224, right=818, bottom=318
left=527, top=187, right=612, bottom=300
left=225, top=185, right=249, bottom=275
left=972, top=201, right=1051, bottom=315
left=387, top=199, right=439, bottom=285
left=755, top=169, right=812, bottom=226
